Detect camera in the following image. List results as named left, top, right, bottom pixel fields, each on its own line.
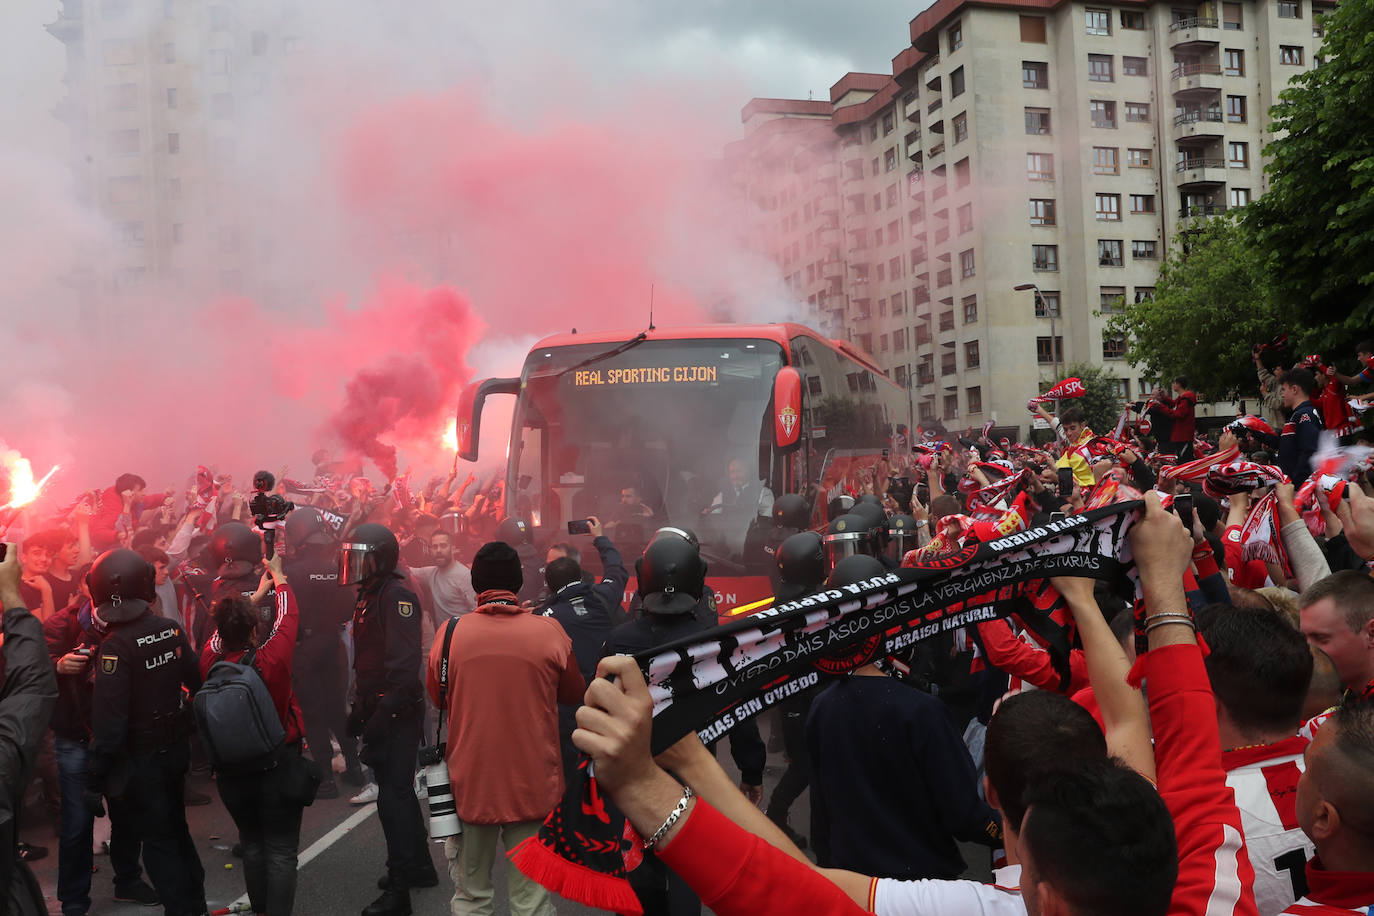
left=567, top=519, right=592, bottom=535
left=417, top=744, right=461, bottom=838
left=249, top=471, right=294, bottom=560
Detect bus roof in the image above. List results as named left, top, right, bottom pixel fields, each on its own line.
left=528, top=323, right=894, bottom=384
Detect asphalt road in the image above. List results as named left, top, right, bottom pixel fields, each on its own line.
left=24, top=716, right=992, bottom=915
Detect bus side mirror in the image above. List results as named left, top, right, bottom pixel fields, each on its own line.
left=456, top=377, right=520, bottom=462
left=773, top=366, right=803, bottom=453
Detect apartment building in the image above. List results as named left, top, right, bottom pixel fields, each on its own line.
left=46, top=0, right=301, bottom=322
left=727, top=0, right=1331, bottom=438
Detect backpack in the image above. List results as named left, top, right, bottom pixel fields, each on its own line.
left=192, top=645, right=285, bottom=771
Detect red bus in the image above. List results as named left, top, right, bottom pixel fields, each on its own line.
left=456, top=323, right=908, bottom=616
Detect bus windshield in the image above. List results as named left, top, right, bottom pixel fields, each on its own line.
left=509, top=337, right=786, bottom=570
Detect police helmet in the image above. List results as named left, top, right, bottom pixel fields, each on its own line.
left=209, top=522, right=262, bottom=579
left=338, top=523, right=399, bottom=586
left=88, top=548, right=157, bottom=623
left=855, top=493, right=885, bottom=510
left=771, top=494, right=811, bottom=531
left=635, top=531, right=707, bottom=616
left=775, top=531, right=826, bottom=602
left=823, top=513, right=875, bottom=568
left=887, top=514, right=921, bottom=559
left=826, top=494, right=856, bottom=523
left=495, top=517, right=531, bottom=548
left=827, top=554, right=888, bottom=589
left=284, top=506, right=333, bottom=549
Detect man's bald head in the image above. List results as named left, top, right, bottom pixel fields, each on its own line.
left=1298, top=701, right=1374, bottom=867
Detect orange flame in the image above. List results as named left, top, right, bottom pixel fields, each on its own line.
left=2, top=452, right=60, bottom=510
left=442, top=419, right=458, bottom=452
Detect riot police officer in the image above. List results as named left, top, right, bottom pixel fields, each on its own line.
left=340, top=524, right=436, bottom=916
left=85, top=549, right=205, bottom=916
left=284, top=508, right=364, bottom=798
left=207, top=522, right=269, bottom=639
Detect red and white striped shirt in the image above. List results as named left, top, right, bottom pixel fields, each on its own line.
left=1280, top=860, right=1374, bottom=914
left=1222, top=738, right=1315, bottom=916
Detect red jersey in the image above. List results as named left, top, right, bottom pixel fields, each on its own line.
left=1279, top=861, right=1374, bottom=914
left=200, top=584, right=305, bottom=745
left=1316, top=375, right=1359, bottom=437
left=1222, top=738, right=1314, bottom=915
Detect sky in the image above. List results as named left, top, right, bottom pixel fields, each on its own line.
left=0, top=0, right=932, bottom=495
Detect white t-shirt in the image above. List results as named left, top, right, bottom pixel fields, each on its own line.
left=408, top=562, right=477, bottom=619
left=1222, top=738, right=1315, bottom=916
left=874, top=864, right=1026, bottom=916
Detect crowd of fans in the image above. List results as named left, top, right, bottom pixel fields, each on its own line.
left=0, top=339, right=1371, bottom=916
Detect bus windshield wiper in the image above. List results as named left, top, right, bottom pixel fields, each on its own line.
left=550, top=331, right=649, bottom=379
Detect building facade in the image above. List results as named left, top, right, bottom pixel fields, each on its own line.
left=727, top=0, right=1331, bottom=439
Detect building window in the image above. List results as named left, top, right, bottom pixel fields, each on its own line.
left=955, top=157, right=972, bottom=188
left=1032, top=244, right=1059, bottom=271
left=1027, top=152, right=1054, bottom=180
left=1086, top=8, right=1111, bottom=35
left=1025, top=107, right=1051, bottom=135
left=944, top=393, right=960, bottom=417
left=1091, top=100, right=1117, bottom=128
left=953, top=113, right=968, bottom=143
left=209, top=49, right=231, bottom=75
left=1130, top=194, right=1155, bottom=214
left=1121, top=10, right=1146, bottom=29
left=166, top=87, right=178, bottom=108
left=1021, top=15, right=1047, bottom=41
left=1228, top=141, right=1249, bottom=167
left=117, top=221, right=144, bottom=247
left=880, top=334, right=890, bottom=352
left=948, top=20, right=964, bottom=51
left=107, top=129, right=140, bottom=157
left=1035, top=290, right=1061, bottom=317
left=106, top=83, right=137, bottom=110
left=164, top=41, right=175, bottom=63
left=167, top=177, right=181, bottom=198
left=960, top=249, right=976, bottom=278
left=1225, top=49, right=1244, bottom=77
left=967, top=386, right=983, bottom=413
left=957, top=203, right=973, bottom=234
left=883, top=112, right=895, bottom=136
left=1227, top=95, right=1247, bottom=122
left=1278, top=0, right=1300, bottom=17
left=1023, top=61, right=1049, bottom=89
left=964, top=296, right=979, bottom=324
left=1280, top=45, right=1304, bottom=65
left=1037, top=336, right=1065, bottom=363
left=1099, top=239, right=1124, bottom=266
left=1029, top=198, right=1057, bottom=226
left=885, top=148, right=897, bottom=172
left=1127, top=147, right=1152, bottom=167
left=1125, top=102, right=1150, bottom=122
left=1112, top=378, right=1132, bottom=399
left=1096, top=193, right=1121, bottom=221
left=1123, top=56, right=1148, bottom=76
left=938, top=268, right=953, bottom=287
left=1100, top=286, right=1126, bottom=312
left=171, top=222, right=184, bottom=243
left=1132, top=240, right=1158, bottom=259
left=167, top=132, right=180, bottom=154
left=1223, top=2, right=1243, bottom=28
left=1089, top=54, right=1114, bottom=81
left=1103, top=335, right=1128, bottom=359
left=950, top=67, right=966, bottom=97
left=1093, top=146, right=1120, bottom=175
left=1134, top=286, right=1156, bottom=303
left=940, top=310, right=956, bottom=331
left=1230, top=187, right=1251, bottom=207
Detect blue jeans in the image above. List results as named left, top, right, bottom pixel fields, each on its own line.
left=54, top=737, right=144, bottom=916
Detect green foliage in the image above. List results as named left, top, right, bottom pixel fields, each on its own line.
left=1105, top=214, right=1280, bottom=401
left=1044, top=363, right=1123, bottom=436
left=1247, top=0, right=1374, bottom=328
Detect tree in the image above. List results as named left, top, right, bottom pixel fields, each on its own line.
left=1047, top=364, right=1124, bottom=437
left=1247, top=0, right=1374, bottom=331
left=1105, top=214, right=1280, bottom=401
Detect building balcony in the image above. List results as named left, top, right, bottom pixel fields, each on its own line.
left=1178, top=203, right=1228, bottom=226
left=928, top=141, right=945, bottom=163
left=821, top=259, right=844, bottom=280
left=1169, top=17, right=1221, bottom=50
left=904, top=128, right=921, bottom=149
left=1176, top=157, right=1227, bottom=187
left=1172, top=109, right=1225, bottom=141
left=818, top=226, right=841, bottom=247
left=816, top=192, right=840, bottom=216
left=927, top=97, right=942, bottom=115
left=816, top=162, right=840, bottom=182
left=908, top=144, right=924, bottom=164
left=45, top=12, right=82, bottom=43
left=1171, top=63, right=1224, bottom=98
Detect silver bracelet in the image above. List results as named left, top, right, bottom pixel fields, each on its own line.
left=644, top=784, right=694, bottom=850
left=1145, top=617, right=1197, bottom=634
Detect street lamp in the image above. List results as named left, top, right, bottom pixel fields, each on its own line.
left=1014, top=283, right=1060, bottom=381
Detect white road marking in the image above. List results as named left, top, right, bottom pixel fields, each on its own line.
left=225, top=803, right=377, bottom=908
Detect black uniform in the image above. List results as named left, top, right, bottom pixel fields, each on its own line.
left=285, top=545, right=360, bottom=779
left=88, top=609, right=205, bottom=916
left=351, top=574, right=430, bottom=887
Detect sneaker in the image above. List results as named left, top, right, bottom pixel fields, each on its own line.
left=114, top=879, right=160, bottom=906
left=16, top=842, right=47, bottom=862
left=350, top=783, right=379, bottom=805
left=317, top=780, right=340, bottom=800
left=361, top=887, right=412, bottom=916
left=377, top=866, right=440, bottom=890
left=342, top=766, right=368, bottom=788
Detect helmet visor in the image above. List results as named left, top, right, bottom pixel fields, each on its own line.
left=889, top=530, right=918, bottom=559
left=823, top=530, right=871, bottom=570
left=338, top=542, right=379, bottom=586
